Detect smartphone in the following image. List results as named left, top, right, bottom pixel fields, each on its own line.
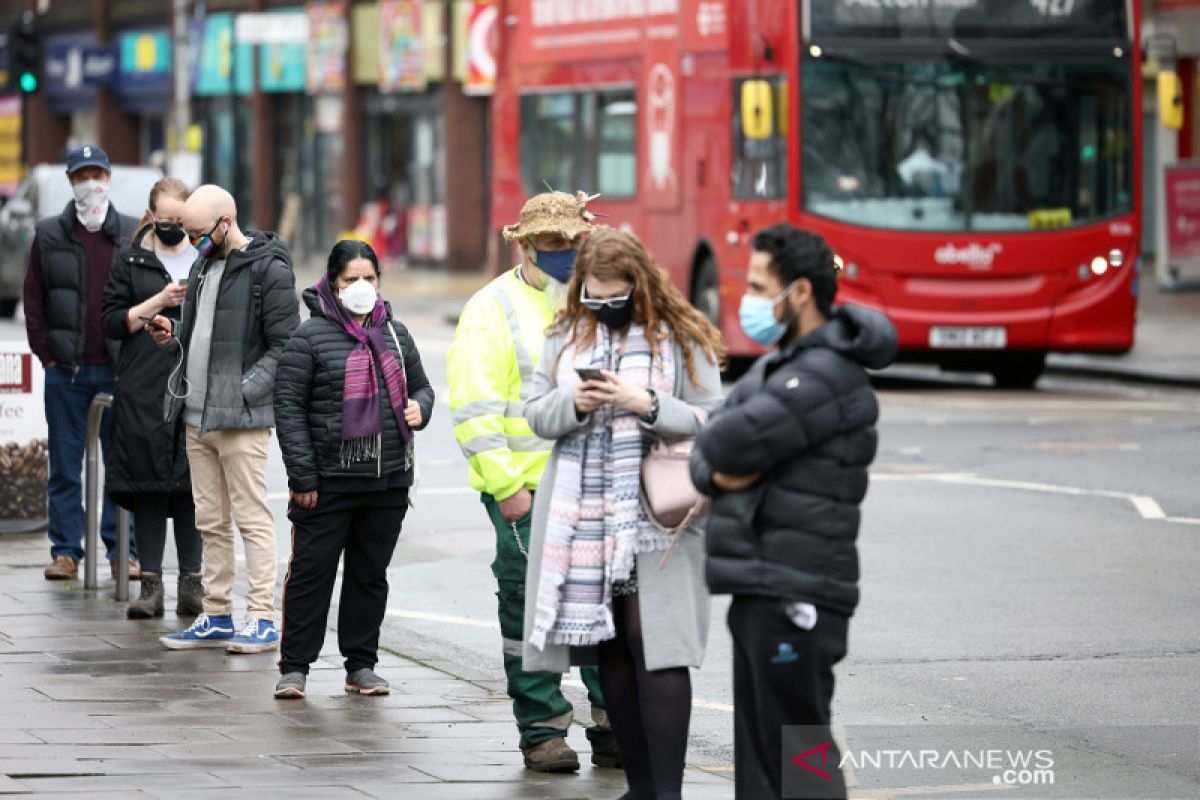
left=575, top=367, right=608, bottom=382
left=177, top=278, right=189, bottom=288
left=138, top=315, right=169, bottom=333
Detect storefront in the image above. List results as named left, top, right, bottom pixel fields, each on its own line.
left=42, top=31, right=117, bottom=156
left=193, top=12, right=256, bottom=222
left=114, top=29, right=173, bottom=165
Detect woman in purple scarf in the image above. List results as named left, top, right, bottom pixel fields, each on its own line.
left=272, top=240, right=434, bottom=699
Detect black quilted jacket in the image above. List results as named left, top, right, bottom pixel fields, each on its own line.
left=690, top=304, right=898, bottom=616
left=274, top=288, right=435, bottom=493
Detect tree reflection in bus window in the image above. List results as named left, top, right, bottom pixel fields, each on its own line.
left=520, top=90, right=637, bottom=199
left=732, top=75, right=789, bottom=200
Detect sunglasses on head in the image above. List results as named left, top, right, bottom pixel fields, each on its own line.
left=580, top=284, right=631, bottom=311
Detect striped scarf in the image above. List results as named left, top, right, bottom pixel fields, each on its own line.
left=315, top=276, right=411, bottom=465
left=529, top=322, right=675, bottom=649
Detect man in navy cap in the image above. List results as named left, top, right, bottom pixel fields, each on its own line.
left=23, top=145, right=141, bottom=581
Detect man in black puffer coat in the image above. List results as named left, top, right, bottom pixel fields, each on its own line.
left=690, top=223, right=897, bottom=800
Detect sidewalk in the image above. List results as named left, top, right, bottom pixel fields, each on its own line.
left=1045, top=279, right=1200, bottom=387
left=0, top=533, right=733, bottom=799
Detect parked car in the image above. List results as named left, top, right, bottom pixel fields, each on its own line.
left=0, top=164, right=163, bottom=318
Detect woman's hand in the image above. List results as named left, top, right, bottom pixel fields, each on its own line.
left=404, top=399, right=423, bottom=427
left=148, top=315, right=174, bottom=346
left=592, top=370, right=653, bottom=416
left=291, top=490, right=318, bottom=509
left=574, top=379, right=607, bottom=415
left=157, top=282, right=187, bottom=308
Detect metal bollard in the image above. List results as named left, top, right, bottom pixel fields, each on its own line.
left=83, top=393, right=131, bottom=601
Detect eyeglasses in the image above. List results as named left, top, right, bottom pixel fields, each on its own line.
left=188, top=218, right=222, bottom=247
left=580, top=284, right=631, bottom=311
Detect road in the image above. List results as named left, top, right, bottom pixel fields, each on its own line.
left=4, top=297, right=1199, bottom=797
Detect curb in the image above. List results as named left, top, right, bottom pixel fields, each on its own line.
left=1044, top=363, right=1200, bottom=389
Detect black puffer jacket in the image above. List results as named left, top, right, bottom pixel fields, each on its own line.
left=101, top=227, right=192, bottom=506
left=690, top=304, right=898, bottom=616
left=274, top=288, right=435, bottom=494
left=165, top=232, right=299, bottom=432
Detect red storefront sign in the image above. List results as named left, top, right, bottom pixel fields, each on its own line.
left=1165, top=162, right=1200, bottom=262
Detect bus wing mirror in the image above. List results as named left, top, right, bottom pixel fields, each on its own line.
left=1158, top=71, right=1184, bottom=131
left=740, top=80, right=775, bottom=140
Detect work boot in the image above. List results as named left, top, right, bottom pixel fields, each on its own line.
left=44, top=556, right=78, bottom=580
left=176, top=573, right=205, bottom=617
left=522, top=737, right=580, bottom=773
left=111, top=558, right=141, bottom=581
left=126, top=573, right=164, bottom=619
left=587, top=707, right=623, bottom=769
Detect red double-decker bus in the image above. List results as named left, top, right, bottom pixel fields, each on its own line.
left=489, top=0, right=1142, bottom=387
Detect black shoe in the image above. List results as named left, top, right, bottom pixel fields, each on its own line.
left=587, top=724, right=623, bottom=769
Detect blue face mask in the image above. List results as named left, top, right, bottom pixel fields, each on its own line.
left=739, top=281, right=799, bottom=347
left=533, top=247, right=577, bottom=283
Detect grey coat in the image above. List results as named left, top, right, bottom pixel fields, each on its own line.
left=521, top=330, right=724, bottom=673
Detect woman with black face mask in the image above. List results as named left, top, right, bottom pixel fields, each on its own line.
left=100, top=177, right=204, bottom=620
left=522, top=229, right=726, bottom=800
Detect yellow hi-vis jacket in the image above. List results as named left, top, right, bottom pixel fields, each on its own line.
left=447, top=267, right=558, bottom=501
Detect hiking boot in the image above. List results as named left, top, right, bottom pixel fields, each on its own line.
left=44, top=556, right=78, bottom=580
left=111, top=558, right=141, bottom=581
left=522, top=737, right=580, bottom=773
left=126, top=573, right=164, bottom=619
left=587, top=715, right=623, bottom=769
left=225, top=619, right=280, bottom=654
left=345, top=668, right=390, bottom=696
left=176, top=573, right=206, bottom=617
left=159, top=613, right=236, bottom=649
left=274, top=672, right=307, bottom=699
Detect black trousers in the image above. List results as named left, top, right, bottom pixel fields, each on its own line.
left=279, top=489, right=408, bottom=676
left=131, top=491, right=201, bottom=575
left=728, top=596, right=849, bottom=800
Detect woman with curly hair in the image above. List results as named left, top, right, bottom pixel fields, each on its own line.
left=522, top=228, right=725, bottom=799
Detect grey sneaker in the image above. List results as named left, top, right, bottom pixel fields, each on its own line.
left=274, top=672, right=306, bottom=699
left=345, top=668, right=390, bottom=696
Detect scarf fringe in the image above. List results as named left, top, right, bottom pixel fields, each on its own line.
left=340, top=434, right=380, bottom=467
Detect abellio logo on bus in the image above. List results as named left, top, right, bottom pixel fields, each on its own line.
left=934, top=242, right=1004, bottom=270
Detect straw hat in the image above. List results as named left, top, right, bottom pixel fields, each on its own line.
left=501, top=191, right=601, bottom=242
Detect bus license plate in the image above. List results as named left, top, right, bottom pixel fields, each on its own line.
left=929, top=326, right=1007, bottom=349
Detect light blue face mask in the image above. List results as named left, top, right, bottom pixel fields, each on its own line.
left=739, top=281, right=799, bottom=347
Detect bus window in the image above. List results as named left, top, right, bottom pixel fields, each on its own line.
left=520, top=89, right=637, bottom=199
left=732, top=76, right=788, bottom=200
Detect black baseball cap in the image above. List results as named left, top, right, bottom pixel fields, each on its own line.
left=65, top=145, right=111, bottom=175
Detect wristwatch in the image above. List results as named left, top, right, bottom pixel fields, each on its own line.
left=639, top=389, right=660, bottom=425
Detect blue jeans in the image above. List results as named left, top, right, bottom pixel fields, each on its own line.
left=44, top=364, right=134, bottom=562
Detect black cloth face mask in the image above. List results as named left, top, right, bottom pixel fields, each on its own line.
left=154, top=221, right=186, bottom=247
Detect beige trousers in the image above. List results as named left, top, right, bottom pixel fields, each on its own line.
left=185, top=426, right=277, bottom=619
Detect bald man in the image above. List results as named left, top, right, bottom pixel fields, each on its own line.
left=150, top=185, right=300, bottom=654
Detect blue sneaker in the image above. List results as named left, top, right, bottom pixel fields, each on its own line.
left=226, top=618, right=280, bottom=654
left=159, top=613, right=235, bottom=650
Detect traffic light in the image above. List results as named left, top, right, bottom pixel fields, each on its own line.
left=9, top=11, right=41, bottom=95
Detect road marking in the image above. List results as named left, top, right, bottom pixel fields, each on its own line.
left=562, top=677, right=734, bottom=713
left=872, top=472, right=1198, bottom=525
left=853, top=783, right=1013, bottom=798
left=385, top=608, right=499, bottom=630
left=268, top=486, right=476, bottom=502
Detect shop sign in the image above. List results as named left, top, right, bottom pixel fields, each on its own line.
left=307, top=0, right=349, bottom=94
left=1165, top=162, right=1200, bottom=281
left=0, top=344, right=47, bottom=532
left=464, top=0, right=497, bottom=96
left=380, top=0, right=425, bottom=93
left=195, top=13, right=254, bottom=96
left=0, top=97, right=21, bottom=196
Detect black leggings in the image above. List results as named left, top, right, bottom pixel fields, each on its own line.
left=131, top=492, right=201, bottom=576
left=597, top=594, right=692, bottom=800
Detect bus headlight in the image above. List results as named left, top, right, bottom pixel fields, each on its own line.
left=1090, top=256, right=1109, bottom=276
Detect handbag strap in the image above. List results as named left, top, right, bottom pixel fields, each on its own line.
left=652, top=403, right=710, bottom=570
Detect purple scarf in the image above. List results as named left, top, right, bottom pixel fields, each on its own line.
left=316, top=276, right=411, bottom=465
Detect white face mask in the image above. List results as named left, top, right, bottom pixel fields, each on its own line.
left=72, top=179, right=111, bottom=232
left=339, top=278, right=377, bottom=315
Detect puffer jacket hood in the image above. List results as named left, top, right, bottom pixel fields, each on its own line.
left=228, top=230, right=292, bottom=272
left=788, top=303, right=898, bottom=371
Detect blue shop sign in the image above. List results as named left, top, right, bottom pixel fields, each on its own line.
left=116, top=30, right=172, bottom=113
left=44, top=33, right=117, bottom=113
left=194, top=13, right=253, bottom=96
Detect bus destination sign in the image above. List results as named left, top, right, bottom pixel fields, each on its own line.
left=807, top=0, right=1128, bottom=41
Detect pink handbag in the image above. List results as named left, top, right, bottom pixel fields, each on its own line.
left=640, top=408, right=709, bottom=568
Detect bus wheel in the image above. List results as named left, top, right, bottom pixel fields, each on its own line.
left=990, top=353, right=1046, bottom=389
left=691, top=255, right=720, bottom=329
